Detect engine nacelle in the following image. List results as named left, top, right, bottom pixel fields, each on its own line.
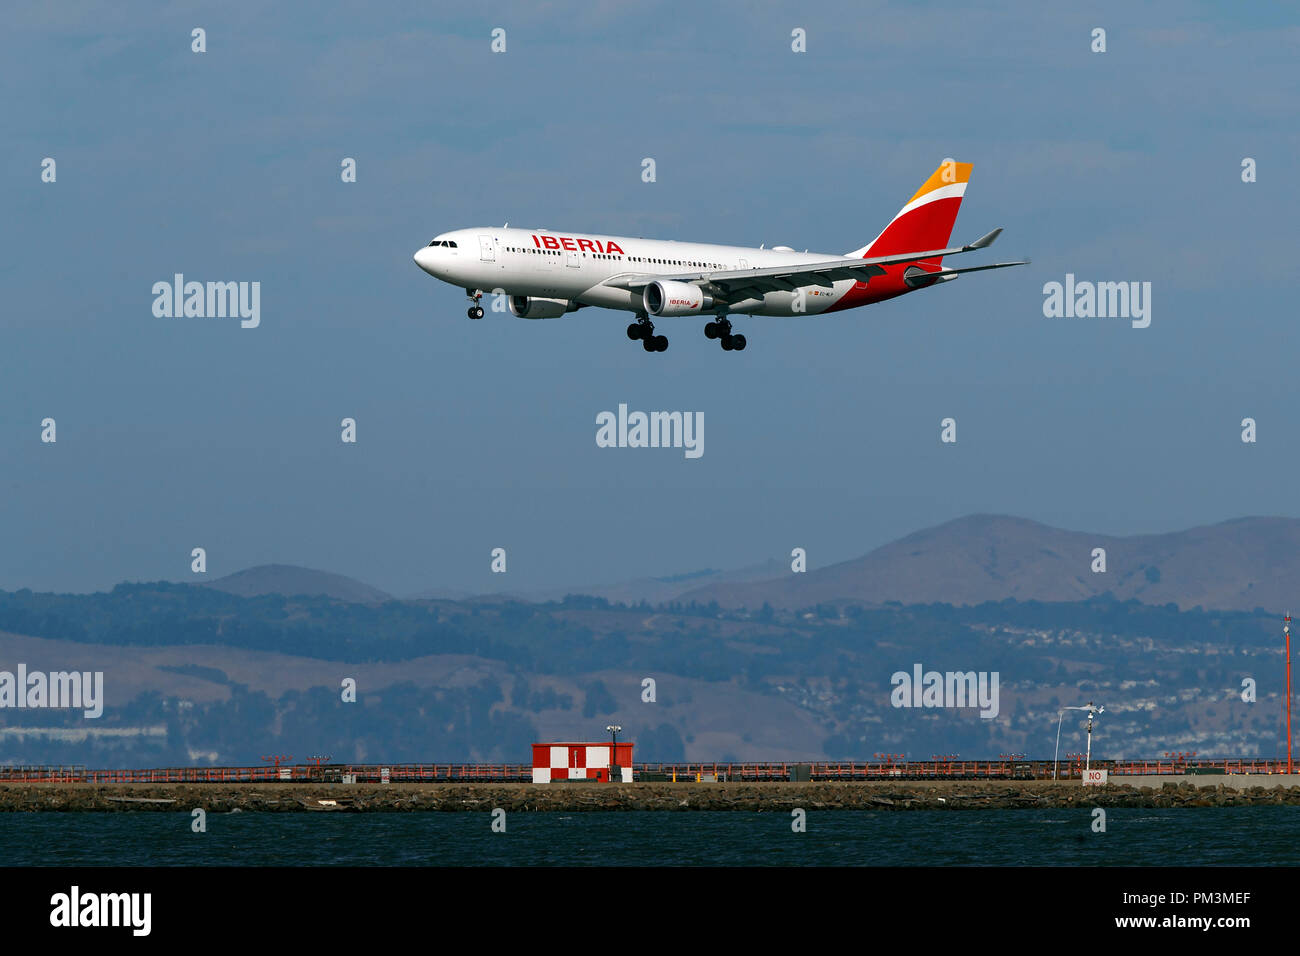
left=508, top=295, right=577, bottom=319
left=643, top=280, right=713, bottom=317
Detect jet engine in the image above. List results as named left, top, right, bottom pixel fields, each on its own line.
left=642, top=280, right=714, bottom=317
left=508, top=296, right=578, bottom=319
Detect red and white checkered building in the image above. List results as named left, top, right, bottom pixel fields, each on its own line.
left=532, top=742, right=634, bottom=783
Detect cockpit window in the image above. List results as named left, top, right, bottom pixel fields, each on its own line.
left=426, top=240, right=459, bottom=248
left=446, top=240, right=457, bottom=248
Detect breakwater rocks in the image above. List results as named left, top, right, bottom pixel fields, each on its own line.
left=4, top=780, right=1300, bottom=812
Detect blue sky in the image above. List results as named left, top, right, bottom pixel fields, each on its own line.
left=2, top=1, right=1298, bottom=595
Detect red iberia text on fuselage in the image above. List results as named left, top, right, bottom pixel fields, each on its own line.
left=533, top=234, right=625, bottom=255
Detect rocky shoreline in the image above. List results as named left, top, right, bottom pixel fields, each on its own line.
left=4, top=780, right=1300, bottom=812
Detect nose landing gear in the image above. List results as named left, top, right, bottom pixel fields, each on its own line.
left=466, top=289, right=484, bottom=319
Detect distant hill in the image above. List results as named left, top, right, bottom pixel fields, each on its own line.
left=527, top=558, right=788, bottom=606
left=202, top=564, right=391, bottom=603
left=678, top=514, right=1300, bottom=613
left=176, top=515, right=1300, bottom=613
left=405, top=558, right=787, bottom=606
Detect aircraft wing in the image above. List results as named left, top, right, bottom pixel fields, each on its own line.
left=602, top=229, right=1018, bottom=299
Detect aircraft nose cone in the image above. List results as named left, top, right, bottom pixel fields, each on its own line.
left=413, top=246, right=436, bottom=274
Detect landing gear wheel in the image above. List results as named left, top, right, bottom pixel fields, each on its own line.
left=731, top=333, right=746, bottom=351
left=632, top=314, right=660, bottom=350
left=466, top=289, right=484, bottom=319
left=711, top=317, right=736, bottom=348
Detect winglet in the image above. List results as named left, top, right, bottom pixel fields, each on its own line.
left=966, top=228, right=1002, bottom=250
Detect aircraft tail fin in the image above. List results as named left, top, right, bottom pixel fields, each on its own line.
left=849, top=160, right=973, bottom=264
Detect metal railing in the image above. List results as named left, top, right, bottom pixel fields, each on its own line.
left=1, top=757, right=1296, bottom=784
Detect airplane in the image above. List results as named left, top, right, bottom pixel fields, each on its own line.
left=412, top=161, right=1027, bottom=353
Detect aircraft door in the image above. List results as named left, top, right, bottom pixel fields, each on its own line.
left=479, top=235, right=495, bottom=262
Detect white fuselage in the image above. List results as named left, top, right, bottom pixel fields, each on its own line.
left=413, top=227, right=856, bottom=317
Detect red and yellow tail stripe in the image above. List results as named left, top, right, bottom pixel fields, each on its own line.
left=852, top=160, right=972, bottom=260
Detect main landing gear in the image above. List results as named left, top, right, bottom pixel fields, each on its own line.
left=466, top=289, right=485, bottom=319
left=627, top=313, right=668, bottom=352
left=704, top=317, right=746, bottom=351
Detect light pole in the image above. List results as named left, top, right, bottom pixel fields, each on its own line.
left=1083, top=702, right=1104, bottom=773
left=260, top=754, right=293, bottom=780
left=1055, top=705, right=1095, bottom=780
left=1286, top=614, right=1293, bottom=774
left=606, top=724, right=622, bottom=783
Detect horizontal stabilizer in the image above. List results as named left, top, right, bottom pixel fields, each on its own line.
left=904, top=259, right=1028, bottom=288
left=941, top=259, right=1029, bottom=275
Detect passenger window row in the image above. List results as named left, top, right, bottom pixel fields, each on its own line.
left=497, top=246, right=727, bottom=270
